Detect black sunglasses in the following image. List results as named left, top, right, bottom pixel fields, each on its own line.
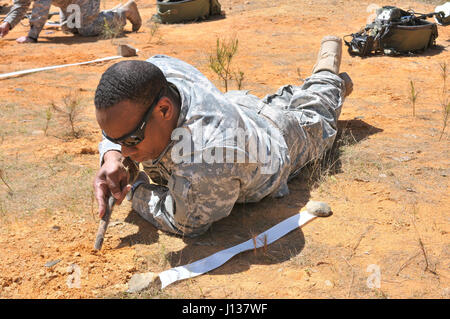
left=102, top=89, right=164, bottom=147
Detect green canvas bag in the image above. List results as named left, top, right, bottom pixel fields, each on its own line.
left=152, top=0, right=222, bottom=24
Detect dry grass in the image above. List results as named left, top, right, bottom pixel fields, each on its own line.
left=439, top=62, right=449, bottom=141
left=409, top=80, right=418, bottom=118
left=51, top=91, right=84, bottom=139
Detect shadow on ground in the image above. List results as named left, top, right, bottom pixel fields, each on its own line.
left=120, top=119, right=383, bottom=277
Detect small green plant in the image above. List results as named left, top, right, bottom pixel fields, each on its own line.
left=296, top=67, right=305, bottom=83
left=439, top=62, right=449, bottom=141
left=409, top=80, right=418, bottom=117
left=209, top=36, right=239, bottom=92
left=51, top=91, right=83, bottom=138
left=0, top=168, right=13, bottom=196
left=233, top=69, right=245, bottom=90
left=44, top=106, right=52, bottom=136
left=146, top=20, right=162, bottom=44
left=100, top=17, right=123, bottom=41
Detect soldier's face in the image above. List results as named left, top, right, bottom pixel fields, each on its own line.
left=96, top=97, right=178, bottom=162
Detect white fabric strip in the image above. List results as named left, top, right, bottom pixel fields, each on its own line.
left=158, top=211, right=317, bottom=289
left=0, top=56, right=123, bottom=80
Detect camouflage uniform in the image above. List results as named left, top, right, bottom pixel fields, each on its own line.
left=99, top=55, right=347, bottom=237
left=3, top=0, right=126, bottom=40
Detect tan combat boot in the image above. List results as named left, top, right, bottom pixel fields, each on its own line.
left=119, top=1, right=142, bottom=32
left=312, top=36, right=342, bottom=75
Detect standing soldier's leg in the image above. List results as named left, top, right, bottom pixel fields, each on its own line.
left=76, top=0, right=141, bottom=37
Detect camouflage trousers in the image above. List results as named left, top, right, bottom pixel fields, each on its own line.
left=131, top=71, right=345, bottom=237
left=60, top=2, right=126, bottom=37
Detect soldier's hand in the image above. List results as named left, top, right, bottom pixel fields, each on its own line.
left=16, top=36, right=36, bottom=43
left=0, top=22, right=10, bottom=38
left=93, top=151, right=131, bottom=218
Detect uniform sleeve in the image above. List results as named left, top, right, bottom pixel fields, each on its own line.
left=3, top=0, right=31, bottom=30
left=27, top=0, right=52, bottom=40
left=132, top=166, right=241, bottom=237
left=98, top=136, right=122, bottom=166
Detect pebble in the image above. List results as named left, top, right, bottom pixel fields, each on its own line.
left=44, top=259, right=61, bottom=267
left=31, top=130, right=45, bottom=136
left=305, top=201, right=332, bottom=217
left=324, top=280, right=334, bottom=287
left=74, top=252, right=81, bottom=257
left=127, top=272, right=157, bottom=293
left=117, top=44, right=137, bottom=57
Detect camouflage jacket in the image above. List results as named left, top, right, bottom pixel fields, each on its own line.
left=3, top=0, right=99, bottom=39
left=99, top=55, right=345, bottom=236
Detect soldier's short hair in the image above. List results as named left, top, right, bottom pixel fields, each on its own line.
left=94, top=60, right=168, bottom=110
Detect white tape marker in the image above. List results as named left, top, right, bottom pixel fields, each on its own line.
left=156, top=201, right=332, bottom=290
left=0, top=55, right=123, bottom=80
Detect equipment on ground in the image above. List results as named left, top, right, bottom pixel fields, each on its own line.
left=344, top=5, right=449, bottom=57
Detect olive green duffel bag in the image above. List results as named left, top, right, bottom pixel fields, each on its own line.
left=152, top=0, right=222, bottom=24
left=345, top=6, right=440, bottom=56
left=380, top=20, right=438, bottom=54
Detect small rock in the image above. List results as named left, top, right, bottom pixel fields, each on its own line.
left=45, top=259, right=61, bottom=267
left=109, top=221, right=123, bottom=227
left=74, top=252, right=81, bottom=257
left=392, top=156, right=415, bottom=162
left=51, top=225, right=61, bottom=231
left=127, top=272, right=158, bottom=293
left=117, top=44, right=137, bottom=57
left=31, top=130, right=45, bottom=136
left=324, top=280, right=334, bottom=287
left=305, top=201, right=332, bottom=217
left=15, top=88, right=24, bottom=92
left=379, top=173, right=387, bottom=178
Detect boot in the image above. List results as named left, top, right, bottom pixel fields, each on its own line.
left=118, top=1, right=142, bottom=32
left=339, top=72, right=353, bottom=97
left=312, top=36, right=342, bottom=75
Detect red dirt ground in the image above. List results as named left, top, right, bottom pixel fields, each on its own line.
left=0, top=0, right=449, bottom=298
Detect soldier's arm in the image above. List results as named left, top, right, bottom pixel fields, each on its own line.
left=3, top=0, right=31, bottom=30
left=98, top=136, right=122, bottom=166
left=27, top=0, right=52, bottom=40
left=132, top=165, right=241, bottom=237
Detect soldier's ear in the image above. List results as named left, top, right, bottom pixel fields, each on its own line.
left=155, top=97, right=175, bottom=120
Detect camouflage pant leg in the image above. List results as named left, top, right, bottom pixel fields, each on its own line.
left=259, top=71, right=346, bottom=176
left=77, top=9, right=126, bottom=37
